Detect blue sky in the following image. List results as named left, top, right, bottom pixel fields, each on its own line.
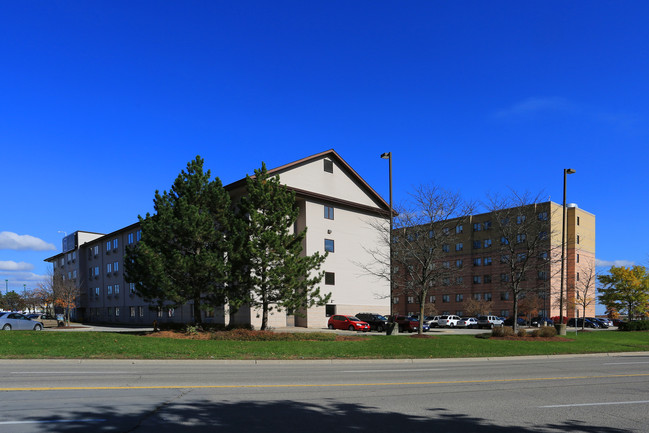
left=1, top=1, right=648, bottom=311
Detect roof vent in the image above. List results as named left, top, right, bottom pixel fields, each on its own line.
left=566, top=203, right=578, bottom=208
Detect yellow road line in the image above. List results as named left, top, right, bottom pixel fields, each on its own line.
left=2, top=373, right=648, bottom=392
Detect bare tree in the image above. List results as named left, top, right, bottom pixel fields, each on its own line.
left=361, top=184, right=473, bottom=334
left=484, top=192, right=559, bottom=331
left=42, top=267, right=81, bottom=326
left=570, top=259, right=598, bottom=330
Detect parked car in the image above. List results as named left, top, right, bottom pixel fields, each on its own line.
left=530, top=317, right=554, bottom=327
left=390, top=315, right=427, bottom=332
left=588, top=317, right=609, bottom=329
left=26, top=313, right=58, bottom=328
left=327, top=315, right=370, bottom=332
left=457, top=317, right=478, bottom=328
left=437, top=315, right=461, bottom=328
left=426, top=316, right=442, bottom=328
left=598, top=318, right=614, bottom=327
left=0, top=312, right=44, bottom=331
left=567, top=318, right=599, bottom=328
left=477, top=315, right=504, bottom=329
left=355, top=313, right=389, bottom=332
left=503, top=317, right=528, bottom=327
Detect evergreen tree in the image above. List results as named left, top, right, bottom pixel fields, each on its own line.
left=235, top=163, right=330, bottom=330
left=125, top=156, right=232, bottom=324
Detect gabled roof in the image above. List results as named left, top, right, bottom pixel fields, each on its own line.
left=225, top=149, right=391, bottom=216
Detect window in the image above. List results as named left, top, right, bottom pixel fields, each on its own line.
left=129, top=283, right=136, bottom=294
left=473, top=240, right=481, bottom=249
left=130, top=307, right=135, bottom=317
left=517, top=215, right=526, bottom=224
left=324, top=239, right=335, bottom=253
left=113, top=239, right=118, bottom=249
left=407, top=296, right=415, bottom=304
left=539, top=251, right=548, bottom=260
left=138, top=306, right=144, bottom=317
left=107, top=285, right=113, bottom=295
left=442, top=227, right=449, bottom=235
left=473, top=223, right=482, bottom=232
left=442, top=261, right=450, bottom=268
left=500, top=236, right=509, bottom=245
left=136, top=230, right=142, bottom=241
left=484, top=257, right=492, bottom=266
left=501, top=310, right=510, bottom=317
left=128, top=233, right=134, bottom=244
left=455, top=294, right=463, bottom=302
left=577, top=235, right=580, bottom=244
left=114, top=284, right=120, bottom=294
left=94, top=266, right=99, bottom=276
left=473, top=258, right=482, bottom=266
left=455, top=243, right=463, bottom=251
left=484, top=293, right=492, bottom=301
left=106, top=241, right=111, bottom=252
left=324, top=272, right=335, bottom=285
left=473, top=276, right=481, bottom=284
left=93, top=245, right=99, bottom=256
left=442, top=277, right=450, bottom=286
left=517, top=253, right=527, bottom=262
left=500, top=273, right=510, bottom=282
left=538, top=271, right=547, bottom=281
left=539, top=231, right=548, bottom=240
left=538, top=211, right=548, bottom=221
left=442, top=244, right=450, bottom=253
left=516, top=234, right=526, bottom=243
left=576, top=272, right=580, bottom=281
left=67, top=271, right=72, bottom=279
left=456, top=259, right=463, bottom=268
left=107, top=263, right=112, bottom=274
left=115, top=307, right=120, bottom=317
left=428, top=230, right=435, bottom=239
left=474, top=293, right=482, bottom=301
left=500, top=255, right=509, bottom=263
left=483, top=221, right=492, bottom=230
left=456, top=225, right=463, bottom=234
left=501, top=292, right=510, bottom=300
left=392, top=297, right=400, bottom=304
left=484, top=239, right=492, bottom=248
left=114, top=261, right=119, bottom=272
left=577, top=216, right=580, bottom=226
left=442, top=295, right=450, bottom=303
left=323, top=159, right=334, bottom=173
left=324, top=205, right=334, bottom=220
left=95, top=287, right=100, bottom=297
left=577, top=254, right=580, bottom=263
left=429, top=295, right=436, bottom=303
left=72, top=270, right=77, bottom=278
left=484, top=274, right=492, bottom=284
left=456, top=276, right=463, bottom=285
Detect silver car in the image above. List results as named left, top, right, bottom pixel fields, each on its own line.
left=0, top=312, right=44, bottom=331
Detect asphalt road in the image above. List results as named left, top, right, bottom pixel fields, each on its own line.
left=1, top=353, right=648, bottom=432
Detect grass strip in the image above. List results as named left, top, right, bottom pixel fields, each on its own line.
left=0, top=331, right=647, bottom=360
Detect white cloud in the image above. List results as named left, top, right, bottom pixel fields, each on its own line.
left=596, top=259, right=635, bottom=268
left=0, top=261, right=34, bottom=272
left=0, top=231, right=56, bottom=251
left=494, top=97, right=578, bottom=118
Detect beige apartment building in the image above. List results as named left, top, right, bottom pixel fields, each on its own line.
left=45, top=150, right=392, bottom=328
left=392, top=201, right=596, bottom=321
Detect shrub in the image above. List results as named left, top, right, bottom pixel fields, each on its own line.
left=517, top=329, right=527, bottom=338
left=618, top=320, right=649, bottom=331
left=474, top=333, right=491, bottom=339
left=529, top=329, right=541, bottom=337
left=539, top=326, right=558, bottom=337
left=492, top=326, right=514, bottom=337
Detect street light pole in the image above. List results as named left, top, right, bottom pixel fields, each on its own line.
left=559, top=168, right=576, bottom=334
left=380, top=152, right=394, bottom=319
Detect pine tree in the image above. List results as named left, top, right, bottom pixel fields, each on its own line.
left=234, top=163, right=330, bottom=330
left=124, top=156, right=232, bottom=324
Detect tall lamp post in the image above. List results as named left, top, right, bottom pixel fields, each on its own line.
left=4, top=279, right=7, bottom=295
left=380, top=152, right=394, bottom=319
left=559, top=168, right=576, bottom=335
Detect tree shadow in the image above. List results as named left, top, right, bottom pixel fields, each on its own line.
left=27, top=399, right=633, bottom=433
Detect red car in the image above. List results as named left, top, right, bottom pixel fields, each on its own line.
left=327, top=315, right=370, bottom=332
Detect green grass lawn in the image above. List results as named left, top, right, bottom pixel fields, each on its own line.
left=0, top=330, right=647, bottom=360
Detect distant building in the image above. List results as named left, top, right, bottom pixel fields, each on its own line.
left=45, top=150, right=391, bottom=328
left=392, top=202, right=596, bottom=321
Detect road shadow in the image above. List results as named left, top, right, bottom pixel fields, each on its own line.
left=27, top=399, right=633, bottom=433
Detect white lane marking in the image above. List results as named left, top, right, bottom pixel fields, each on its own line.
left=540, top=400, right=649, bottom=408
left=341, top=368, right=447, bottom=373
left=603, top=362, right=649, bottom=365
left=0, top=419, right=106, bottom=425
